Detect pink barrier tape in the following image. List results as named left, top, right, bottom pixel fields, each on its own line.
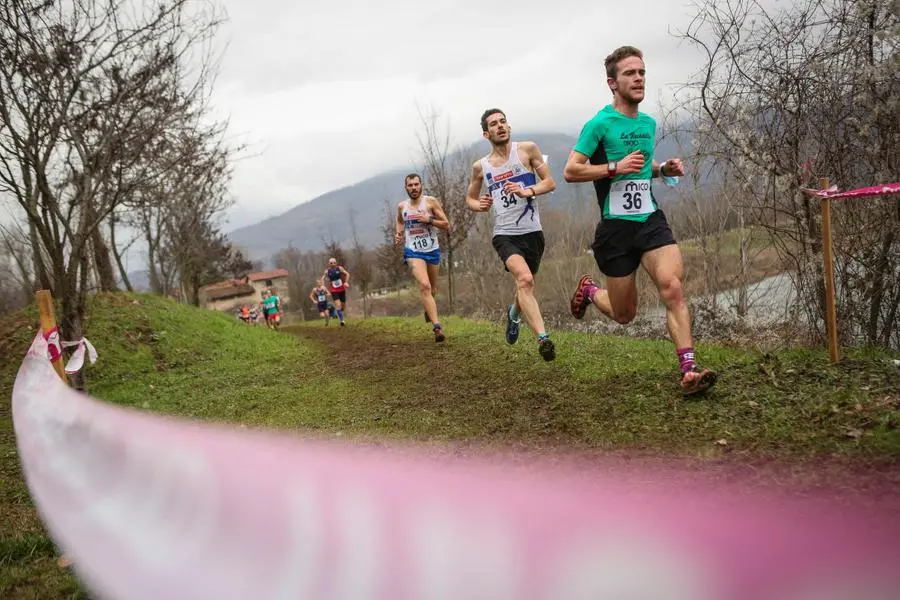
left=800, top=182, right=900, bottom=199
left=12, top=333, right=900, bottom=599
left=42, top=326, right=62, bottom=363
left=60, top=337, right=98, bottom=374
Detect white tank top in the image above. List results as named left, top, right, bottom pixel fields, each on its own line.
left=480, top=142, right=542, bottom=236
left=401, top=198, right=440, bottom=253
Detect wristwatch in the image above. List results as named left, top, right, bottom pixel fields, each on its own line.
left=659, top=161, right=668, bottom=177
left=608, top=161, right=617, bottom=177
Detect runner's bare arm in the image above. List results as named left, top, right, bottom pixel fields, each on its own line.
left=465, top=160, right=491, bottom=212
left=308, top=289, right=316, bottom=303
left=339, top=266, right=350, bottom=285
left=426, top=197, right=450, bottom=231
left=394, top=203, right=404, bottom=244
left=652, top=158, right=685, bottom=177
left=528, top=143, right=556, bottom=195
left=563, top=150, right=610, bottom=182
left=504, top=142, right=555, bottom=198
left=564, top=150, right=644, bottom=182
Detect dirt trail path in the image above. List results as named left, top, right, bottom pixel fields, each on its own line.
left=289, top=324, right=900, bottom=517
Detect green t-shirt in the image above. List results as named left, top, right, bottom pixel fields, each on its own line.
left=573, top=105, right=658, bottom=222
left=262, top=295, right=279, bottom=312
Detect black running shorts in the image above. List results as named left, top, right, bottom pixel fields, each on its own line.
left=591, top=209, right=676, bottom=277
left=492, top=231, right=545, bottom=275
left=331, top=291, right=346, bottom=303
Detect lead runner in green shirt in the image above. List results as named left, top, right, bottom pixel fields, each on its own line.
left=563, top=45, right=717, bottom=396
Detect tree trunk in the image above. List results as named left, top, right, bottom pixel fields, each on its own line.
left=882, top=285, right=899, bottom=348
left=87, top=205, right=118, bottom=292
left=29, top=221, right=53, bottom=291
left=146, top=232, right=163, bottom=294
left=867, top=229, right=894, bottom=344
left=362, top=281, right=368, bottom=318
left=737, top=210, right=749, bottom=318
left=59, top=257, right=88, bottom=391
left=801, top=193, right=826, bottom=333
left=110, top=214, right=133, bottom=292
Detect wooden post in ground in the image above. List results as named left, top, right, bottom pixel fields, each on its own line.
left=35, top=290, right=73, bottom=567
left=36, top=289, right=67, bottom=382
left=819, top=178, right=840, bottom=364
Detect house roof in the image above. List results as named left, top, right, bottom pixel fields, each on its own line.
left=202, top=283, right=256, bottom=302
left=248, top=268, right=289, bottom=282
left=202, top=279, right=241, bottom=291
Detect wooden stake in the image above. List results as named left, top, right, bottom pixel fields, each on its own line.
left=819, top=178, right=839, bottom=364
left=35, top=290, right=74, bottom=568
left=35, top=289, right=68, bottom=382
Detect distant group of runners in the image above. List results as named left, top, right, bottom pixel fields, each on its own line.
left=297, top=46, right=716, bottom=395
left=237, top=289, right=282, bottom=329
left=307, top=258, right=350, bottom=327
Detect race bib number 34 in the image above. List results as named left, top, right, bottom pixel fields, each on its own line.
left=609, top=179, right=653, bottom=216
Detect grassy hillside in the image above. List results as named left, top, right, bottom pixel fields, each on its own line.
left=1, top=293, right=898, bottom=597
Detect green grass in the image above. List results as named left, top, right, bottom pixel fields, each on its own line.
left=1, top=292, right=898, bottom=597
left=295, top=316, right=899, bottom=455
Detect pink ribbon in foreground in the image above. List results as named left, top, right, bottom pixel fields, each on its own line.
left=11, top=334, right=900, bottom=599
left=800, top=181, right=900, bottom=199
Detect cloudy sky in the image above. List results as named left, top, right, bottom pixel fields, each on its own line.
left=210, top=0, right=706, bottom=232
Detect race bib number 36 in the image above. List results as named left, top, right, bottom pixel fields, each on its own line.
left=609, top=179, right=653, bottom=217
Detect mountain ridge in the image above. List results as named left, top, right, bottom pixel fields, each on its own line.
left=227, top=131, right=686, bottom=262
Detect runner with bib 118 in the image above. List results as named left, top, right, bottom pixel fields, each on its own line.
left=394, top=172, right=450, bottom=343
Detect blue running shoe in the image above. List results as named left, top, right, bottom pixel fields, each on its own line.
left=505, top=304, right=520, bottom=345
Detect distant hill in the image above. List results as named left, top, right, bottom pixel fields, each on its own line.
left=227, top=131, right=686, bottom=262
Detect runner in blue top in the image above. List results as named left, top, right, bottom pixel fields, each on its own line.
left=322, top=258, right=350, bottom=326
left=308, top=280, right=332, bottom=325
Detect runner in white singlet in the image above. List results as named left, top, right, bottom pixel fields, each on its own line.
left=464, top=108, right=557, bottom=361
left=394, top=173, right=450, bottom=343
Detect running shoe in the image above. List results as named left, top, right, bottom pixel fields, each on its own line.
left=538, top=337, right=556, bottom=362
left=505, top=304, right=520, bottom=345
left=570, top=274, right=596, bottom=320
left=434, top=327, right=445, bottom=343
left=681, top=365, right=717, bottom=396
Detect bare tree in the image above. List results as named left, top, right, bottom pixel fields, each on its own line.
left=375, top=198, right=406, bottom=291
left=677, top=0, right=900, bottom=348
left=0, top=0, right=225, bottom=387
left=108, top=208, right=140, bottom=292
left=0, top=223, right=34, bottom=312
left=274, top=246, right=330, bottom=320
left=415, top=104, right=478, bottom=312
left=348, top=210, right=374, bottom=317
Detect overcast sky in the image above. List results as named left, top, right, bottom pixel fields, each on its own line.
left=211, top=0, right=706, bottom=232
